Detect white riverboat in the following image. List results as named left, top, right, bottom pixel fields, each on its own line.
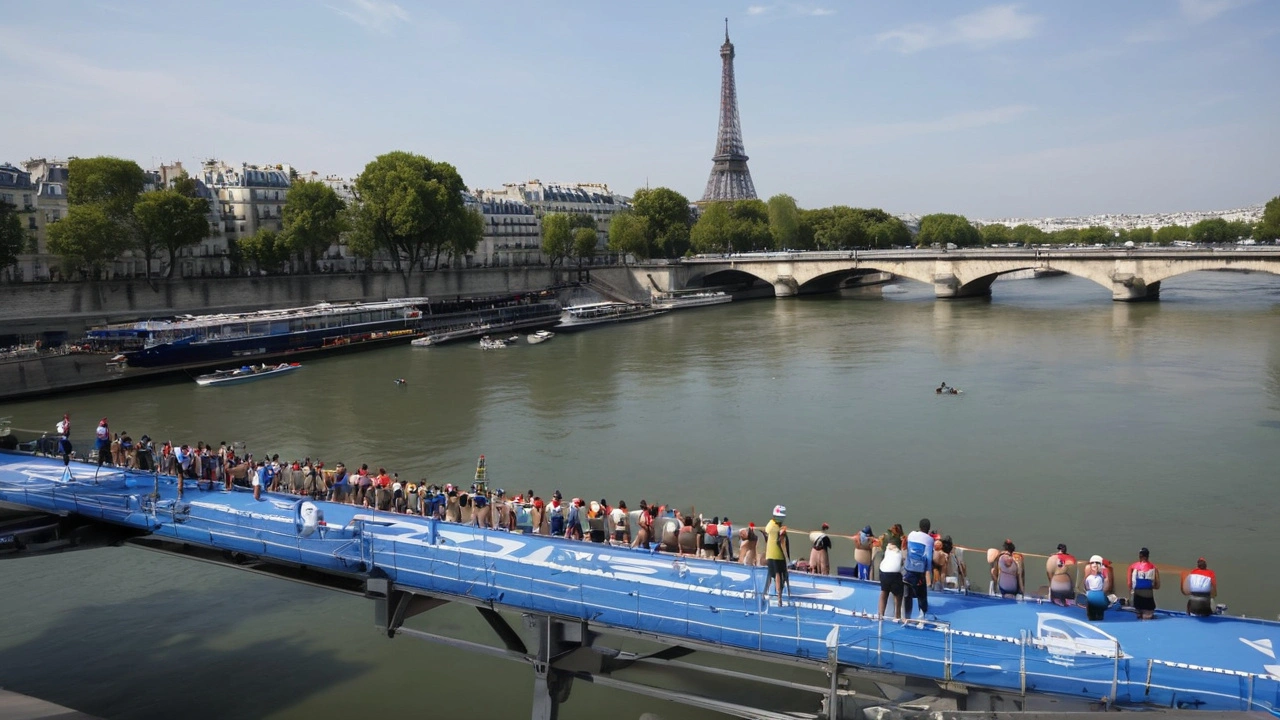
left=479, top=336, right=509, bottom=350
left=194, top=362, right=302, bottom=387
left=652, top=291, right=732, bottom=311
left=526, top=330, right=555, bottom=344
left=555, top=302, right=669, bottom=333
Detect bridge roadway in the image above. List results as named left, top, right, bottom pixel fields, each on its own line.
left=3, top=452, right=1279, bottom=720
left=638, top=248, right=1280, bottom=301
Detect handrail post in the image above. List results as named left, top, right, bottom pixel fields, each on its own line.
left=1019, top=630, right=1027, bottom=698
left=1144, top=658, right=1153, bottom=696
left=1248, top=672, right=1255, bottom=709
left=944, top=626, right=952, bottom=682
left=1110, top=639, right=1120, bottom=703
left=876, top=615, right=883, bottom=665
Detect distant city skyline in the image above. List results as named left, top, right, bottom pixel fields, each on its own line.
left=1, top=1, right=1277, bottom=218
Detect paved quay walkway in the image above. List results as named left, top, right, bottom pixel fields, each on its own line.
left=0, top=689, right=101, bottom=720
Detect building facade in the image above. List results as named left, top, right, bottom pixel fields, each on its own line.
left=482, top=180, right=630, bottom=255
left=201, top=160, right=292, bottom=244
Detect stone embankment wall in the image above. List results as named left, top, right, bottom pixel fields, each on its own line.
left=0, top=268, right=560, bottom=338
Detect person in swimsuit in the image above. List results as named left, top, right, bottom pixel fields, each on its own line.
left=854, top=526, right=877, bottom=580
left=739, top=522, right=759, bottom=566
left=1181, top=557, right=1217, bottom=617
left=993, top=540, right=1023, bottom=598
left=1082, top=555, right=1109, bottom=620
left=1128, top=547, right=1161, bottom=620
left=934, top=535, right=965, bottom=590
left=1046, top=543, right=1078, bottom=606
left=810, top=523, right=832, bottom=575
left=878, top=537, right=904, bottom=619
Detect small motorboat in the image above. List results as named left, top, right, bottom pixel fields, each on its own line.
left=195, top=362, right=301, bottom=387
left=507, top=335, right=520, bottom=344
left=527, top=330, right=555, bottom=344
left=479, top=336, right=508, bottom=350
left=934, top=386, right=962, bottom=395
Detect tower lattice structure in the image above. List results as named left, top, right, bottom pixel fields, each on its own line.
left=701, top=19, right=757, bottom=203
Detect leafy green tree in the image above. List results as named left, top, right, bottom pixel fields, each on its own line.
left=1008, top=224, right=1046, bottom=246
left=540, top=212, right=572, bottom=268
left=690, top=200, right=770, bottom=253
left=815, top=207, right=867, bottom=249
left=1078, top=226, right=1116, bottom=245
left=1187, top=217, right=1232, bottom=244
left=350, top=151, right=473, bottom=278
left=766, top=194, right=800, bottom=250
left=237, top=229, right=287, bottom=273
left=67, top=157, right=147, bottom=219
left=1255, top=196, right=1280, bottom=241
left=1226, top=220, right=1253, bottom=241
left=441, top=209, right=484, bottom=268
left=133, top=189, right=210, bottom=279
left=1154, top=225, right=1189, bottom=245
left=980, top=223, right=1011, bottom=246
left=865, top=215, right=912, bottom=249
left=572, top=226, right=597, bottom=267
left=47, top=204, right=132, bottom=278
left=916, top=213, right=981, bottom=248
left=282, top=180, right=347, bottom=272
left=1127, top=227, right=1154, bottom=245
left=632, top=187, right=692, bottom=258
left=607, top=211, right=648, bottom=263
left=568, top=213, right=596, bottom=232
left=0, top=201, right=24, bottom=273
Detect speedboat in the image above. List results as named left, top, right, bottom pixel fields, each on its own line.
left=195, top=362, right=301, bottom=387
left=527, top=330, right=555, bottom=344
left=478, top=336, right=508, bottom=350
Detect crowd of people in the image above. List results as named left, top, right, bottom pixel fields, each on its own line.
left=51, top=416, right=1219, bottom=623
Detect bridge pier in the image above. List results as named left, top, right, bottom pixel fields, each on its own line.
left=933, top=274, right=994, bottom=300
left=1110, top=275, right=1161, bottom=302
left=772, top=276, right=799, bottom=297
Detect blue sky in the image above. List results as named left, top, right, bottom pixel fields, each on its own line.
left=1, top=1, right=1277, bottom=218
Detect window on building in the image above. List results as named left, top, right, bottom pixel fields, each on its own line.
left=29, top=216, right=37, bottom=230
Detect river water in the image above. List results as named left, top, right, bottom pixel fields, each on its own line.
left=2, top=271, right=1279, bottom=719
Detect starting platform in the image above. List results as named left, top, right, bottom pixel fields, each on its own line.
left=2, top=452, right=1278, bottom=719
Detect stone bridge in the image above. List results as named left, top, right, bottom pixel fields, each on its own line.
left=636, top=248, right=1280, bottom=301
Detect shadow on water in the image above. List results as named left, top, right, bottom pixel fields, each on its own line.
left=0, top=558, right=362, bottom=720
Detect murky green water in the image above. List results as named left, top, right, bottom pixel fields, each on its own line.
left=2, top=271, right=1279, bottom=719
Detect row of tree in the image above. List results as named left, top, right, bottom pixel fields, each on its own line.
left=16, top=151, right=483, bottom=281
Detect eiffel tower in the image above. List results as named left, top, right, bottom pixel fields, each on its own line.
left=701, top=18, right=757, bottom=203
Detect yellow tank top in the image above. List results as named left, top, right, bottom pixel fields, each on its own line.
left=765, top=520, right=786, bottom=561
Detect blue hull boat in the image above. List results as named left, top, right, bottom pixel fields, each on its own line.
left=0, top=451, right=1276, bottom=715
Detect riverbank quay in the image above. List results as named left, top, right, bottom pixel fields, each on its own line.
left=0, top=689, right=102, bottom=720
left=2, top=452, right=1277, bottom=717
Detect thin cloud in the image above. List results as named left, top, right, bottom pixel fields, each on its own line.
left=758, top=104, right=1034, bottom=149
left=1127, top=0, right=1249, bottom=43
left=804, top=7, right=836, bottom=16
left=328, top=0, right=410, bottom=33
left=746, top=4, right=835, bottom=19
left=876, top=4, right=1041, bottom=54
left=1179, top=0, right=1248, bottom=23
left=747, top=5, right=772, bottom=15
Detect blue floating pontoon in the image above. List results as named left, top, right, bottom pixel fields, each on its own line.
left=1, top=452, right=1276, bottom=716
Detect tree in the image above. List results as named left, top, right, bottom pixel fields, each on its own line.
left=607, top=211, right=649, bottom=263
left=572, top=227, right=597, bottom=267
left=1127, top=227, right=1154, bottom=245
left=282, top=180, right=347, bottom=272
left=1078, top=225, right=1115, bottom=246
left=767, top=194, right=800, bottom=250
left=47, top=204, right=132, bottom=278
left=916, top=213, right=981, bottom=248
left=1009, top=224, right=1046, bottom=246
left=980, top=223, right=1012, bottom=246
left=440, top=208, right=484, bottom=268
left=632, top=187, right=692, bottom=258
left=134, top=189, right=210, bottom=279
left=67, top=157, right=147, bottom=219
left=690, top=200, right=770, bottom=253
left=1187, top=217, right=1234, bottom=245
left=1255, top=196, right=1280, bottom=241
left=0, top=201, right=24, bottom=273
left=865, top=215, right=912, bottom=249
left=540, top=212, right=572, bottom=268
left=350, top=151, right=473, bottom=279
left=237, top=229, right=287, bottom=273
left=1154, top=225, right=1189, bottom=245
